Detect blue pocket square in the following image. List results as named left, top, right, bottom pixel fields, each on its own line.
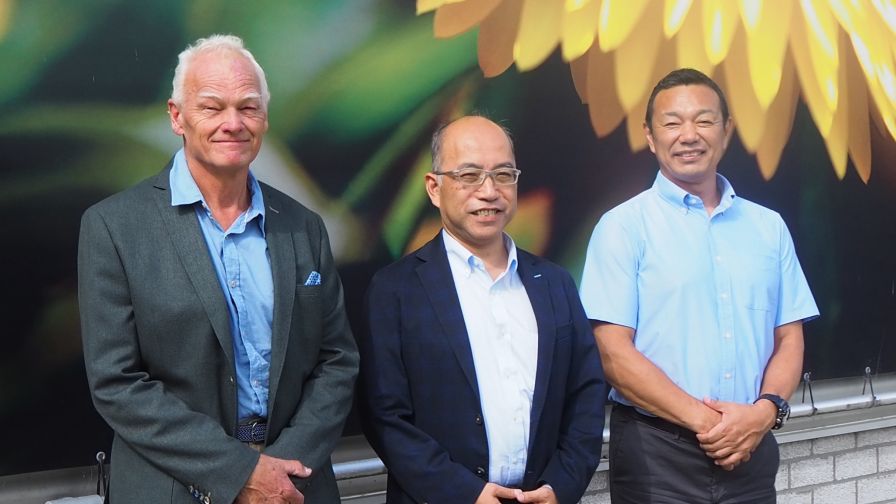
left=304, top=271, right=321, bottom=286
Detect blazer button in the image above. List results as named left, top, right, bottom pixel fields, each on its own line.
left=475, top=466, right=486, bottom=479
left=474, top=415, right=483, bottom=425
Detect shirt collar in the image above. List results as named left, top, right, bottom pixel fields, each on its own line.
left=441, top=229, right=519, bottom=279
left=654, top=169, right=737, bottom=213
left=169, top=148, right=267, bottom=233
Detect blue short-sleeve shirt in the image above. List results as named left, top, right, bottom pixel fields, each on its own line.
left=580, top=170, right=819, bottom=405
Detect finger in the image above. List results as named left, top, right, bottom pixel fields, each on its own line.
left=516, top=486, right=553, bottom=503
left=490, top=484, right=518, bottom=499
left=285, top=460, right=312, bottom=478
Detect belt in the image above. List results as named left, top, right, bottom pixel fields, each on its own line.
left=613, top=404, right=698, bottom=441
left=236, top=418, right=267, bottom=443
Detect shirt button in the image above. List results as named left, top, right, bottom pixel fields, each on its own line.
left=229, top=280, right=238, bottom=288
left=724, top=373, right=732, bottom=379
left=724, top=331, right=732, bottom=339
left=715, top=255, right=722, bottom=262
left=720, top=292, right=728, bottom=300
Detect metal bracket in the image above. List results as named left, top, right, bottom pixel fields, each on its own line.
left=96, top=451, right=108, bottom=499
left=801, top=371, right=818, bottom=415
left=862, top=366, right=878, bottom=407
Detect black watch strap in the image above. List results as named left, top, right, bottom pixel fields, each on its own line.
left=755, top=393, right=790, bottom=430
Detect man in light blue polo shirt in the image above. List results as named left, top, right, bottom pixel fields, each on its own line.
left=580, top=68, right=818, bottom=503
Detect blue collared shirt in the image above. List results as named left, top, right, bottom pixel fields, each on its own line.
left=442, top=229, right=538, bottom=487
left=170, top=149, right=274, bottom=420
left=580, top=170, right=819, bottom=405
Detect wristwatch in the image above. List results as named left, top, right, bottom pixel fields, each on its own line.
left=755, top=393, right=790, bottom=430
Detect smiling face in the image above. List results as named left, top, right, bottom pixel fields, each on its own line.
left=167, top=49, right=268, bottom=177
left=644, top=84, right=733, bottom=196
left=425, top=116, right=517, bottom=256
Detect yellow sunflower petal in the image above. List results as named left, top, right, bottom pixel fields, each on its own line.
left=514, top=0, right=563, bottom=71
left=598, top=0, right=649, bottom=51
left=737, top=0, right=761, bottom=31
left=791, top=2, right=835, bottom=136
left=664, top=0, right=694, bottom=38
left=721, top=28, right=765, bottom=152
left=586, top=45, right=626, bottom=135
left=626, top=98, right=650, bottom=152
left=799, top=0, right=840, bottom=112
left=614, top=5, right=664, bottom=112
left=824, top=32, right=851, bottom=180
left=433, top=0, right=502, bottom=38
left=845, top=42, right=872, bottom=183
left=675, top=2, right=715, bottom=74
left=0, top=0, right=11, bottom=41
left=743, top=0, right=792, bottom=109
left=755, top=57, right=799, bottom=180
left=569, top=53, right=589, bottom=104
left=477, top=0, right=523, bottom=77
left=871, top=0, right=896, bottom=36
left=562, top=0, right=601, bottom=61
left=702, top=0, right=740, bottom=64
left=505, top=190, right=554, bottom=255
left=417, top=0, right=465, bottom=16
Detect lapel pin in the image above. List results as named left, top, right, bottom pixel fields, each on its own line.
left=533, top=274, right=542, bottom=278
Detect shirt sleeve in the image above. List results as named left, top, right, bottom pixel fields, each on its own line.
left=579, top=210, right=640, bottom=329
left=775, top=219, right=820, bottom=327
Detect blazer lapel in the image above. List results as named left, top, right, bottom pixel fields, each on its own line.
left=518, top=254, right=555, bottom=448
left=151, top=168, right=235, bottom=366
left=260, top=189, right=297, bottom=405
left=416, top=235, right=481, bottom=399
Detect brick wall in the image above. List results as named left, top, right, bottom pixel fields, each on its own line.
left=578, top=426, right=896, bottom=504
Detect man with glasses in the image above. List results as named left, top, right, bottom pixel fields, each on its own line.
left=358, top=115, right=606, bottom=504
left=580, top=68, right=818, bottom=502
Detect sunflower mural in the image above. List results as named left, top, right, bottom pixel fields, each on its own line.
left=418, top=0, right=896, bottom=182
left=0, top=0, right=894, bottom=478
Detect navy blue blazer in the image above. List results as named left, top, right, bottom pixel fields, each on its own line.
left=358, top=233, right=606, bottom=504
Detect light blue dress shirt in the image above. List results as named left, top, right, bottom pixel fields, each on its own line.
left=580, top=170, right=819, bottom=406
left=442, top=230, right=538, bottom=487
left=170, top=149, right=274, bottom=420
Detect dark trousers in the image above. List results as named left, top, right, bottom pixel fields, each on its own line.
left=609, top=404, right=779, bottom=504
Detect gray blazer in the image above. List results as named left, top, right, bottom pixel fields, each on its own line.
left=78, top=162, right=359, bottom=503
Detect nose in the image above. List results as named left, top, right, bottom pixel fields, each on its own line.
left=475, top=175, right=499, bottom=199
left=679, top=121, right=698, bottom=143
left=220, top=107, right=245, bottom=133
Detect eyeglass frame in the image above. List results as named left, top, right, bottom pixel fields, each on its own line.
left=432, top=166, right=521, bottom=186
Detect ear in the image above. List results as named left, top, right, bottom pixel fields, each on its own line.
left=167, top=99, right=185, bottom=136
left=722, top=117, right=734, bottom=149
left=424, top=172, right=441, bottom=209
left=644, top=122, right=657, bottom=154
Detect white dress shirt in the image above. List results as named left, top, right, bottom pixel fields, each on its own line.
left=442, top=229, right=538, bottom=487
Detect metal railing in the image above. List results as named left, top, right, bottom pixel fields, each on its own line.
left=3, top=372, right=894, bottom=503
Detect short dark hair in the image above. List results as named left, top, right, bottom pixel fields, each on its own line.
left=644, top=68, right=729, bottom=129
left=431, top=114, right=515, bottom=172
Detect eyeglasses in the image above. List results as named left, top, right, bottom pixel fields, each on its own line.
left=433, top=167, right=521, bottom=186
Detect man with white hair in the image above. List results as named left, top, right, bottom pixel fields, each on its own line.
left=79, top=34, right=358, bottom=503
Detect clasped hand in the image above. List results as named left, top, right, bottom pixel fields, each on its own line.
left=475, top=482, right=558, bottom=504
left=696, top=398, right=775, bottom=471
left=235, top=453, right=312, bottom=504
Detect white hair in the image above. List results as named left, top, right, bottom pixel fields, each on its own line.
left=170, top=34, right=270, bottom=109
